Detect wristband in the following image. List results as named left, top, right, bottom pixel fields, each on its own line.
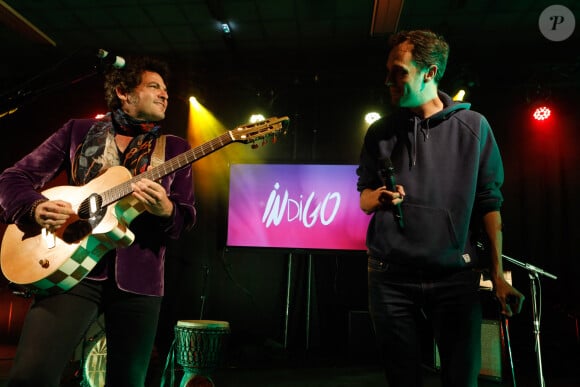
left=29, top=198, right=48, bottom=221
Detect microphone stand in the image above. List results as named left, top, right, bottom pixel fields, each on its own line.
left=1, top=50, right=102, bottom=119
left=501, top=252, right=557, bottom=387
left=0, top=70, right=98, bottom=119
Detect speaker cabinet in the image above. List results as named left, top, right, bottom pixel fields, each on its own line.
left=434, top=319, right=504, bottom=382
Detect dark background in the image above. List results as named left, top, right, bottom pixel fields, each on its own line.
left=0, top=0, right=579, bottom=383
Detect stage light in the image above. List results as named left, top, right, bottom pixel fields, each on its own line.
left=221, top=22, right=231, bottom=34
left=532, top=105, right=552, bottom=121
left=452, top=89, right=466, bottom=101
left=249, top=114, right=266, bottom=123
left=365, top=112, right=381, bottom=125
left=526, top=83, right=554, bottom=123
left=449, top=66, right=478, bottom=103
left=189, top=96, right=203, bottom=111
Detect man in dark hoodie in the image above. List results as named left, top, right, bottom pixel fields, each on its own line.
left=356, top=30, right=525, bottom=387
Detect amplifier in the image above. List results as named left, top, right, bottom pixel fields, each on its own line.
left=434, top=319, right=504, bottom=382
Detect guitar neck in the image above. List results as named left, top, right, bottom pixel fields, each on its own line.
left=100, top=131, right=234, bottom=206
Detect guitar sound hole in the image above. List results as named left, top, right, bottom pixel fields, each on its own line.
left=78, top=194, right=103, bottom=220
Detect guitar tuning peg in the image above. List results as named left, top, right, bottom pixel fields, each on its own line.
left=251, top=143, right=258, bottom=149
left=272, top=136, right=278, bottom=144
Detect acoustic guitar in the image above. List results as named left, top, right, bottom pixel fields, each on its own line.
left=1, top=116, right=288, bottom=295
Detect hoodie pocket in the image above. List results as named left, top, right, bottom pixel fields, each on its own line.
left=383, top=203, right=462, bottom=267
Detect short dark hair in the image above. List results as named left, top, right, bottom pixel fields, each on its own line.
left=388, top=30, right=449, bottom=84
left=104, top=56, right=170, bottom=110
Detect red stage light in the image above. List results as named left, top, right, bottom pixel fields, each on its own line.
left=533, top=106, right=551, bottom=121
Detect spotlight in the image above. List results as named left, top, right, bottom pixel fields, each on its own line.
left=527, top=84, right=553, bottom=122
left=221, top=23, right=231, bottom=34
left=249, top=114, right=266, bottom=123
left=532, top=105, right=552, bottom=121
left=365, top=112, right=381, bottom=125
left=449, top=67, right=478, bottom=102
left=189, top=96, right=203, bottom=111
left=452, top=89, right=466, bottom=101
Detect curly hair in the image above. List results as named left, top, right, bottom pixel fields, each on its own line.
left=103, top=56, right=170, bottom=110
left=388, top=30, right=449, bottom=84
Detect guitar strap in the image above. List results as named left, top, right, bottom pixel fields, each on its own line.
left=151, top=135, right=166, bottom=167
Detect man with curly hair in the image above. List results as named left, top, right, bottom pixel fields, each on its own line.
left=0, top=55, right=196, bottom=386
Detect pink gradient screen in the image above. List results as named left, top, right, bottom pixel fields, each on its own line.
left=226, top=164, right=371, bottom=251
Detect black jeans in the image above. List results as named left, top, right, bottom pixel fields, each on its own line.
left=8, top=278, right=162, bottom=387
left=368, top=257, right=482, bottom=387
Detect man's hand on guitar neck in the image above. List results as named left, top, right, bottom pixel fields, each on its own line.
left=131, top=177, right=174, bottom=218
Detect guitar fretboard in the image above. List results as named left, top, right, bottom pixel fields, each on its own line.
left=101, top=131, right=234, bottom=206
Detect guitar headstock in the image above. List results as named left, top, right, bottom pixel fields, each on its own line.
left=230, top=116, right=289, bottom=145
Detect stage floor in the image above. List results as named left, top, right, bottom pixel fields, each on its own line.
left=1, top=343, right=579, bottom=386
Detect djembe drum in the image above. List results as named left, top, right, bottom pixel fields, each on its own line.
left=83, top=335, right=107, bottom=387
left=174, top=320, right=230, bottom=387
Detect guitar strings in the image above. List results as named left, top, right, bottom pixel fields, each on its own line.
left=75, top=119, right=283, bottom=216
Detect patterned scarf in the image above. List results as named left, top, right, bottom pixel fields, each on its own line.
left=72, top=109, right=161, bottom=185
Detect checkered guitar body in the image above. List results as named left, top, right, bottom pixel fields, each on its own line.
left=0, top=116, right=288, bottom=295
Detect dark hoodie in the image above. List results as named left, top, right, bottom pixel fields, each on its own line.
left=357, top=91, right=503, bottom=270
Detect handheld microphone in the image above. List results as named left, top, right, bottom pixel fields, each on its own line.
left=96, top=49, right=126, bottom=69
left=379, top=157, right=405, bottom=230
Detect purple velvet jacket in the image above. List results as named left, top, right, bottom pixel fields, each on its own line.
left=0, top=118, right=196, bottom=296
